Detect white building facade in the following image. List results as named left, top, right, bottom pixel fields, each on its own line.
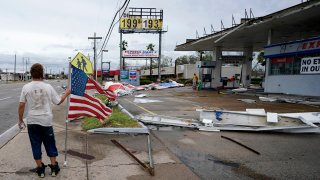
left=264, top=36, right=320, bottom=96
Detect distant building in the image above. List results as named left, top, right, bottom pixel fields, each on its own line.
left=0, top=70, right=30, bottom=81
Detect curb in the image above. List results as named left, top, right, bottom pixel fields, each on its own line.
left=118, top=103, right=148, bottom=129
left=0, top=124, right=21, bottom=149
left=118, top=103, right=135, bottom=119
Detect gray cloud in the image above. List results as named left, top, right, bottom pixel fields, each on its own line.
left=0, top=0, right=302, bottom=70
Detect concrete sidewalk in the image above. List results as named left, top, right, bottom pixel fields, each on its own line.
left=0, top=101, right=198, bottom=180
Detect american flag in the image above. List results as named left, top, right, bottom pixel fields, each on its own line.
left=68, top=66, right=112, bottom=120
left=86, top=78, right=117, bottom=101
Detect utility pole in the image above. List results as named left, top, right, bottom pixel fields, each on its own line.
left=22, top=58, right=24, bottom=81
left=26, top=58, right=29, bottom=81
left=120, top=33, right=123, bottom=70
left=158, top=31, right=162, bottom=82
left=22, top=57, right=29, bottom=81
left=88, top=32, right=102, bottom=80
left=101, top=50, right=108, bottom=81
left=6, top=68, right=8, bottom=83
left=14, top=54, right=16, bottom=81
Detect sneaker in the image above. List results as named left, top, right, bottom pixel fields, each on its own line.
left=35, top=163, right=46, bottom=178
left=48, top=162, right=60, bottom=177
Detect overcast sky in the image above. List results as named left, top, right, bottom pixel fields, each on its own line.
left=0, top=0, right=302, bottom=73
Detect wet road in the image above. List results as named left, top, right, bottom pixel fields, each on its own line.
left=0, top=80, right=67, bottom=135
left=118, top=88, right=320, bottom=179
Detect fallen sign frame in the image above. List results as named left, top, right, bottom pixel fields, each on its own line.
left=88, top=125, right=154, bottom=176
left=111, top=139, right=154, bottom=176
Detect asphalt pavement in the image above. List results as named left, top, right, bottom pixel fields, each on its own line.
left=0, top=80, right=67, bottom=135
left=118, top=87, right=320, bottom=179
left=1, top=84, right=319, bottom=179
left=0, top=92, right=198, bottom=179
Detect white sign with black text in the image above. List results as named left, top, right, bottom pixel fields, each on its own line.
left=300, top=57, right=320, bottom=74
left=123, top=50, right=158, bottom=58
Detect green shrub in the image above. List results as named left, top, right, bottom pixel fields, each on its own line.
left=81, top=117, right=103, bottom=131
left=81, top=107, right=140, bottom=131
left=107, top=107, right=140, bottom=128
left=251, top=78, right=263, bottom=85
left=177, top=79, right=192, bottom=86
left=140, top=79, right=153, bottom=85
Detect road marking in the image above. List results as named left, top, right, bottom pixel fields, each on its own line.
left=0, top=97, right=12, bottom=101
left=124, top=99, right=157, bottom=115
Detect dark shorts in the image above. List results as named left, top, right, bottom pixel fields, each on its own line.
left=27, top=124, right=58, bottom=160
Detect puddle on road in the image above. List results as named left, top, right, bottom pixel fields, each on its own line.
left=170, top=147, right=271, bottom=179
left=64, top=149, right=95, bottom=160
left=133, top=98, right=162, bottom=103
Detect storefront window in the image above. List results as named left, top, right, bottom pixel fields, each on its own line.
left=269, top=53, right=320, bottom=75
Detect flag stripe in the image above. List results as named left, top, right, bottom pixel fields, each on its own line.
left=85, top=78, right=117, bottom=101
left=69, top=102, right=110, bottom=118
left=70, top=98, right=111, bottom=115
left=83, top=94, right=112, bottom=113
left=69, top=106, right=105, bottom=119
left=68, top=113, right=96, bottom=119
left=67, top=110, right=96, bottom=117
left=68, top=93, right=112, bottom=120
left=70, top=94, right=112, bottom=113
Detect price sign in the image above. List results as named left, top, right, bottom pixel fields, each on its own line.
left=120, top=18, right=162, bottom=30
left=120, top=18, right=142, bottom=29
left=142, top=19, right=162, bottom=29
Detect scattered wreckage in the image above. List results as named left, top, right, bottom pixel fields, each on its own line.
left=136, top=109, right=320, bottom=134
left=103, top=80, right=184, bottom=97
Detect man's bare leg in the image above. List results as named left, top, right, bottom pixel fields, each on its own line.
left=50, top=157, right=57, bottom=165
left=35, top=159, right=43, bottom=167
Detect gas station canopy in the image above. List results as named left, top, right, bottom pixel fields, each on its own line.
left=175, top=1, right=320, bottom=52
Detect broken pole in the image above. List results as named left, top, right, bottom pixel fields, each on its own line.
left=221, top=135, right=260, bottom=155
left=111, top=139, right=155, bottom=176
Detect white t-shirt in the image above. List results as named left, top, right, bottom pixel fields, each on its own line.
left=19, top=81, right=61, bottom=126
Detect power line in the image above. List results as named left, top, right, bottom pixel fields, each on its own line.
left=104, top=0, right=130, bottom=51
left=97, top=0, right=130, bottom=57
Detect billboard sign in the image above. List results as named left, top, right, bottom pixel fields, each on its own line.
left=122, top=50, right=158, bottom=58
left=129, top=70, right=137, bottom=79
left=120, top=18, right=163, bottom=30
left=120, top=70, right=129, bottom=79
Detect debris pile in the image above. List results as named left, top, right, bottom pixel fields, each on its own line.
left=197, top=109, right=320, bottom=133
left=136, top=109, right=320, bottom=133
left=259, top=95, right=320, bottom=105
left=103, top=80, right=184, bottom=97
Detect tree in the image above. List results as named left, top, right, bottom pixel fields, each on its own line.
left=175, top=55, right=189, bottom=65
left=197, top=51, right=204, bottom=61
left=189, top=55, right=198, bottom=64
left=146, top=43, right=155, bottom=51
left=161, top=55, right=173, bottom=67
left=146, top=43, right=156, bottom=80
left=121, top=40, right=128, bottom=50
left=257, top=51, right=266, bottom=66
left=146, top=43, right=157, bottom=67
left=202, top=51, right=212, bottom=61
left=120, top=40, right=128, bottom=69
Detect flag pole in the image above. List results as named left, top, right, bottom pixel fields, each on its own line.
left=64, top=60, right=72, bottom=167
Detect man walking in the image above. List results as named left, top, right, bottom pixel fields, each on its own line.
left=18, top=63, right=70, bottom=178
